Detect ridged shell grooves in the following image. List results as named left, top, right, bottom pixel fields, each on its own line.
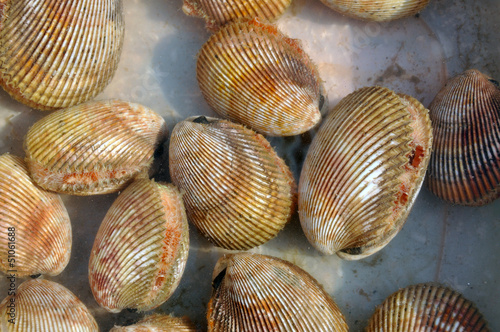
left=110, top=314, right=197, bottom=331
left=0, top=279, right=98, bottom=331
left=169, top=116, right=295, bottom=250
left=89, top=179, right=189, bottom=313
left=366, top=283, right=490, bottom=331
left=207, top=253, right=348, bottom=332
left=427, top=69, right=500, bottom=206
left=196, top=18, right=322, bottom=136
left=0, top=153, right=71, bottom=277
left=0, top=0, right=125, bottom=110
left=24, top=100, right=166, bottom=195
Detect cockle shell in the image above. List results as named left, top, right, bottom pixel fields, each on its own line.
left=196, top=18, right=324, bottom=136
left=207, top=253, right=348, bottom=332
left=169, top=116, right=295, bottom=250
left=0, top=279, right=98, bottom=331
left=366, top=283, right=490, bottom=331
left=110, top=314, right=197, bottom=331
left=0, top=0, right=124, bottom=110
left=182, top=0, right=292, bottom=32
left=89, top=179, right=189, bottom=313
left=299, top=87, right=432, bottom=259
left=0, top=153, right=71, bottom=277
left=426, top=69, right=500, bottom=206
left=24, top=100, right=166, bottom=196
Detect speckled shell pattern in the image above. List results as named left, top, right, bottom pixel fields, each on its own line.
left=366, top=283, right=490, bottom=331
left=0, top=0, right=124, bottom=110
left=196, top=18, right=323, bottom=136
left=24, top=100, right=166, bottom=196
left=318, top=0, right=430, bottom=21
left=0, top=153, right=71, bottom=277
left=89, top=179, right=189, bottom=313
left=182, top=0, right=292, bottom=32
left=0, top=279, right=98, bottom=331
left=110, top=314, right=197, bottom=331
left=299, top=87, right=432, bottom=259
left=169, top=116, right=295, bottom=250
left=427, top=69, right=500, bottom=206
left=207, top=253, right=348, bottom=332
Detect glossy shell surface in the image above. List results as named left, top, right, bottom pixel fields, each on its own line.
left=24, top=100, right=166, bottom=196
left=207, top=252, right=348, bottom=332
left=366, top=283, right=490, bottom=331
left=0, top=279, right=98, bottom=331
left=0, top=153, right=71, bottom=277
left=427, top=69, right=500, bottom=206
left=196, top=18, right=324, bottom=136
left=110, top=314, right=197, bottom=331
left=0, top=0, right=124, bottom=110
left=89, top=179, right=189, bottom=313
left=299, top=86, right=432, bottom=259
left=169, top=116, right=295, bottom=250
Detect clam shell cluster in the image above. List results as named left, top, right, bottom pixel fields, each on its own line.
left=196, top=18, right=324, bottom=136
left=427, top=69, right=500, bottom=206
left=299, top=87, right=432, bottom=259
left=0, top=0, right=124, bottom=110
left=89, top=179, right=189, bottom=313
left=110, top=314, right=197, bottom=331
left=24, top=100, right=166, bottom=196
left=169, top=116, right=295, bottom=250
left=0, top=153, right=71, bottom=277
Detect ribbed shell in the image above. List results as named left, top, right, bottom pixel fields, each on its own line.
left=318, top=0, right=430, bottom=21
left=0, top=0, right=124, bottom=110
left=0, top=153, right=71, bottom=277
left=427, top=69, right=500, bottom=206
left=24, top=100, right=166, bottom=196
left=196, top=18, right=323, bottom=136
left=366, top=283, right=490, bottom=331
left=299, top=87, right=432, bottom=259
left=110, top=314, right=197, bottom=332
left=0, top=279, right=98, bottom=331
left=207, top=253, right=348, bottom=332
left=169, top=116, right=295, bottom=250
left=182, top=0, right=292, bottom=32
left=89, top=179, right=189, bottom=313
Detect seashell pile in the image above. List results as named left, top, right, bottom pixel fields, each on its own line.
left=110, top=314, right=197, bottom=331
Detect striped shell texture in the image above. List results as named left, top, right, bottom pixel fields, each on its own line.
left=110, top=314, right=197, bottom=331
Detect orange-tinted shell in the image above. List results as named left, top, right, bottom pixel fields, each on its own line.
left=110, top=314, right=197, bottom=331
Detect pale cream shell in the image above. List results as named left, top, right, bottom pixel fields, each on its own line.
left=110, top=314, right=197, bottom=331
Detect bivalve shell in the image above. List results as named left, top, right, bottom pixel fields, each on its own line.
left=196, top=18, right=324, bottom=136
left=89, top=179, right=189, bottom=313
left=169, top=116, right=295, bottom=250
left=299, top=87, right=432, bottom=259
left=0, top=153, right=71, bottom=277
left=427, top=69, right=500, bottom=206
left=110, top=314, right=197, bottom=331
left=0, top=0, right=124, bottom=110
left=24, top=100, right=166, bottom=196
left=207, top=253, right=348, bottom=331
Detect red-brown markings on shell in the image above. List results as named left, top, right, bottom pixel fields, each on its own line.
left=298, top=86, right=432, bottom=259
left=110, top=314, right=197, bottom=331
left=169, top=116, right=295, bottom=250
left=366, top=283, right=490, bottom=331
left=89, top=179, right=189, bottom=313
left=196, top=18, right=323, bottom=136
left=0, top=153, right=71, bottom=277
left=427, top=69, right=500, bottom=206
left=207, top=253, right=348, bottom=332
left=0, top=279, right=98, bottom=331
left=0, top=0, right=124, bottom=110
left=24, top=100, right=166, bottom=196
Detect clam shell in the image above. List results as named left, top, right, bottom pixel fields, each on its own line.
left=196, top=18, right=324, bottom=136
left=110, top=314, right=197, bottom=331
left=426, top=69, right=500, bottom=206
left=299, top=87, right=432, bottom=259
left=24, top=100, right=166, bottom=196
left=169, top=116, right=295, bottom=250
left=89, top=179, right=189, bottom=313
left=0, top=0, right=124, bottom=110
left=183, top=0, right=292, bottom=32
left=207, top=253, right=348, bottom=332
left=0, top=153, right=71, bottom=277
left=366, top=283, right=490, bottom=331
left=0, top=279, right=98, bottom=331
